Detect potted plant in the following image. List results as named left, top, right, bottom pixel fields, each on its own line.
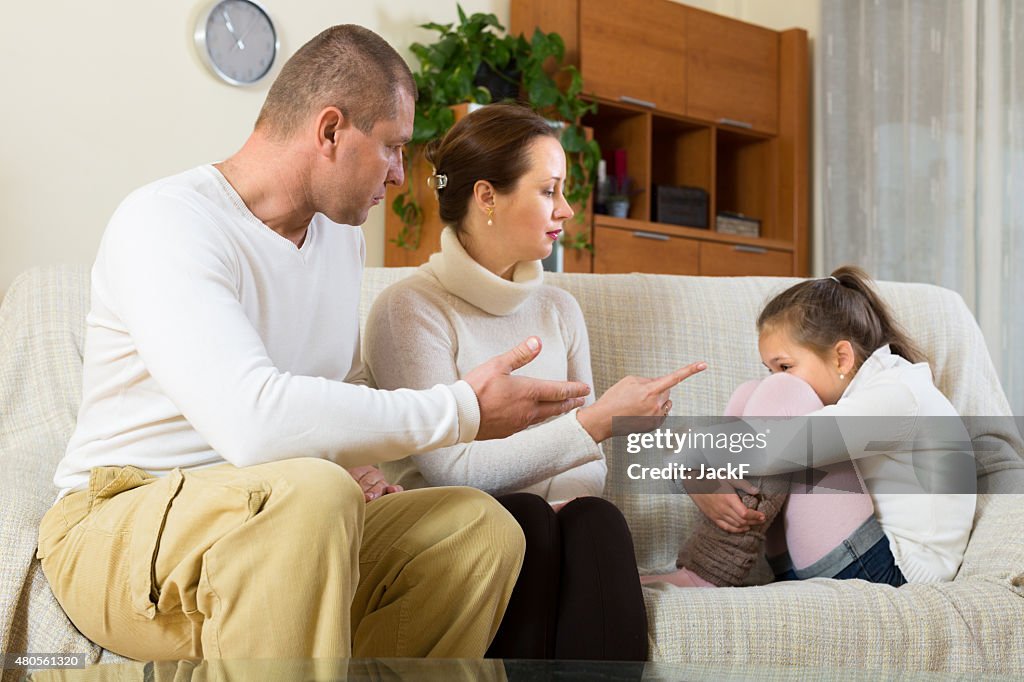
left=391, top=5, right=601, bottom=254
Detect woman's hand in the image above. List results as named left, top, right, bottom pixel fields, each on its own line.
left=345, top=465, right=404, bottom=502
left=576, top=362, right=707, bottom=442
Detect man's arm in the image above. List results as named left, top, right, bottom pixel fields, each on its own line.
left=101, top=194, right=586, bottom=468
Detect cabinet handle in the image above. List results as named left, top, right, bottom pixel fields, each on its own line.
left=718, top=117, right=754, bottom=129
left=633, top=231, right=670, bottom=241
left=734, top=245, right=768, bottom=254
left=619, top=95, right=657, bottom=109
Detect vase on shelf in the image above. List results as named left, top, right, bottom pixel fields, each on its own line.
left=607, top=198, right=629, bottom=218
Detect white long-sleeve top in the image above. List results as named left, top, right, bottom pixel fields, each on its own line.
left=711, top=346, right=976, bottom=583
left=55, top=165, right=480, bottom=495
left=365, top=227, right=606, bottom=501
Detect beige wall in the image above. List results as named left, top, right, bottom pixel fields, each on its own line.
left=0, top=0, right=818, bottom=294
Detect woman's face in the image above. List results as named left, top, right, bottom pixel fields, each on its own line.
left=485, top=136, right=574, bottom=275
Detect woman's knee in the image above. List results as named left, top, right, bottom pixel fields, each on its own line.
left=556, top=497, right=633, bottom=544
left=495, top=493, right=559, bottom=549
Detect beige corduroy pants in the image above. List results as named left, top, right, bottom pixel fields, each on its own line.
left=37, top=458, right=524, bottom=660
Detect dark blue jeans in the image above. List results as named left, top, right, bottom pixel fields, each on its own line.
left=775, top=533, right=907, bottom=587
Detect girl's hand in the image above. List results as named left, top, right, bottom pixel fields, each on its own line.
left=345, top=465, right=404, bottom=502
left=576, top=362, right=707, bottom=442
left=687, top=479, right=764, bottom=533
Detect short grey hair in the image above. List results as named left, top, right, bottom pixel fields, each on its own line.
left=255, top=25, right=416, bottom=137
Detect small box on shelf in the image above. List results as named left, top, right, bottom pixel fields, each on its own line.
left=652, top=185, right=709, bottom=228
left=715, top=212, right=761, bottom=237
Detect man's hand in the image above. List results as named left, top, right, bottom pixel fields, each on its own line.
left=345, top=465, right=403, bottom=502
left=687, top=479, right=764, bottom=533
left=464, top=337, right=591, bottom=441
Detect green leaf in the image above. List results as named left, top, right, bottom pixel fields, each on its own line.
left=560, top=125, right=585, bottom=153
left=548, top=33, right=565, bottom=61
left=491, top=41, right=510, bottom=69
left=481, top=12, right=504, bottom=30
left=528, top=79, right=559, bottom=108
left=420, top=22, right=453, bottom=34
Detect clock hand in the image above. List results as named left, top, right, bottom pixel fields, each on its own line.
left=222, top=9, right=245, bottom=51
left=233, top=15, right=268, bottom=51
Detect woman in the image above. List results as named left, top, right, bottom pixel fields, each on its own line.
left=363, top=103, right=704, bottom=660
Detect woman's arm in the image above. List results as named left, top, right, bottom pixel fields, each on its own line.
left=363, top=281, right=603, bottom=495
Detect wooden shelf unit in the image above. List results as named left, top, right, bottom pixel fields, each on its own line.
left=511, top=0, right=810, bottom=277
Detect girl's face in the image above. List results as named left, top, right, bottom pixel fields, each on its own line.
left=757, top=325, right=854, bottom=405
left=467, top=136, right=574, bottom=278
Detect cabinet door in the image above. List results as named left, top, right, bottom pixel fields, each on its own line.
left=686, top=9, right=779, bottom=134
left=580, top=0, right=688, bottom=116
left=593, top=225, right=699, bottom=274
left=699, top=242, right=792, bottom=276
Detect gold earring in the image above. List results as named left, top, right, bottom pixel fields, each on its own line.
left=486, top=207, right=494, bottom=226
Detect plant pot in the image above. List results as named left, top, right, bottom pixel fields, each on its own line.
left=607, top=199, right=630, bottom=218
left=475, top=62, right=521, bottom=101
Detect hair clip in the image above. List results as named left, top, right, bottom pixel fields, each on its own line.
left=828, top=275, right=840, bottom=284
left=426, top=173, right=448, bottom=191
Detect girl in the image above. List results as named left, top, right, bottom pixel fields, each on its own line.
left=647, top=266, right=976, bottom=588
left=363, top=103, right=704, bottom=660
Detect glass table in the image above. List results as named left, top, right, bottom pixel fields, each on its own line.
left=21, top=658, right=1023, bottom=682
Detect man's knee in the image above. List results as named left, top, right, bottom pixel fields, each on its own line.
left=425, top=487, right=526, bottom=561
left=268, top=457, right=364, bottom=516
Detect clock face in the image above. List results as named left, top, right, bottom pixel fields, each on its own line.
left=197, top=0, right=277, bottom=86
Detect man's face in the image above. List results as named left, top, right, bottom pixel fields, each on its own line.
left=325, top=90, right=413, bottom=226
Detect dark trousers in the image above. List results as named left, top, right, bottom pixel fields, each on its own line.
left=486, top=494, right=648, bottom=661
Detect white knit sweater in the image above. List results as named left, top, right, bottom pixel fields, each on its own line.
left=366, top=227, right=606, bottom=501
left=55, top=166, right=480, bottom=495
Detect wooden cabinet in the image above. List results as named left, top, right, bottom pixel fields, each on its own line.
left=386, top=2, right=808, bottom=277
left=579, top=0, right=688, bottom=116
left=593, top=225, right=699, bottom=275
left=511, top=0, right=810, bottom=278
left=699, top=241, right=792, bottom=277
left=686, top=9, right=779, bottom=134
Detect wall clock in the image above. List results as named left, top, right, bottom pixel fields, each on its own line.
left=194, top=0, right=278, bottom=86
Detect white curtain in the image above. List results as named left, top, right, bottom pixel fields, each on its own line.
left=821, top=0, right=1024, bottom=414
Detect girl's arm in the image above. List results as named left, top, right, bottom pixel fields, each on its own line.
left=683, top=379, right=921, bottom=477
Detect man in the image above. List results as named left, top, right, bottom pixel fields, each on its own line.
left=37, top=25, right=590, bottom=661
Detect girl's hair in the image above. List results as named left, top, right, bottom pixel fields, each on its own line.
left=757, top=265, right=925, bottom=367
left=423, top=103, right=559, bottom=230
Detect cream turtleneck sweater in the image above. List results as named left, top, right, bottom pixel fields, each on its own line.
left=365, top=227, right=606, bottom=501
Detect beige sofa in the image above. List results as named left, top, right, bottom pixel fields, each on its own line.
left=2, top=264, right=1023, bottom=675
